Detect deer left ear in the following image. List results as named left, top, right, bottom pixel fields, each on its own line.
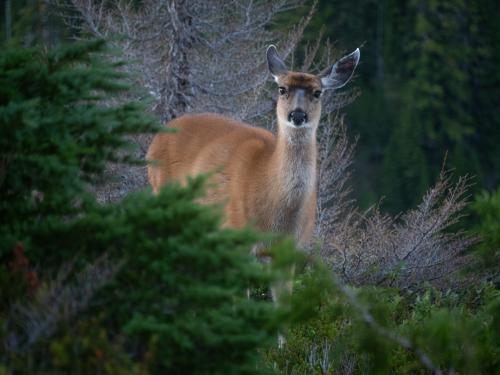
left=321, top=48, right=360, bottom=90
left=266, top=45, right=288, bottom=81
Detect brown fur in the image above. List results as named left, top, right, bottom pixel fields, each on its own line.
left=147, top=104, right=319, bottom=247
left=280, top=72, right=321, bottom=91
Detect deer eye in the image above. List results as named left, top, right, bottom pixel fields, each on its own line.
left=278, top=87, right=287, bottom=96
left=313, top=90, right=322, bottom=99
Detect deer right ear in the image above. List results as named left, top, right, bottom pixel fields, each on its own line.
left=321, top=48, right=360, bottom=90
left=266, top=45, right=288, bottom=82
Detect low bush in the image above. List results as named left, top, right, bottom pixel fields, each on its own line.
left=264, top=265, right=500, bottom=374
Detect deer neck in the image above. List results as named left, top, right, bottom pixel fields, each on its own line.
left=271, top=122, right=317, bottom=207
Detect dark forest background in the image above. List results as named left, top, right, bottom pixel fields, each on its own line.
left=290, top=0, right=499, bottom=212
left=1, top=0, right=498, bottom=214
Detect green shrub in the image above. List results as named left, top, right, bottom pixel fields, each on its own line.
left=471, top=188, right=500, bottom=284
left=0, top=39, right=290, bottom=374
left=264, top=272, right=500, bottom=374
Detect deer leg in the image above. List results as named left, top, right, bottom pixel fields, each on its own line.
left=270, top=264, right=295, bottom=348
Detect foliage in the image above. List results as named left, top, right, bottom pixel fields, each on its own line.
left=0, top=38, right=159, bottom=254
left=295, top=96, right=498, bottom=374
left=470, top=188, right=500, bottom=285
left=0, top=40, right=289, bottom=374
left=2, top=179, right=288, bottom=374
left=264, top=265, right=500, bottom=374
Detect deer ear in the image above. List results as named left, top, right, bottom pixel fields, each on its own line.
left=321, top=48, right=360, bottom=90
left=266, top=45, right=288, bottom=81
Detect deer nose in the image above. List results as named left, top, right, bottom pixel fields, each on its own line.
left=288, top=110, right=308, bottom=126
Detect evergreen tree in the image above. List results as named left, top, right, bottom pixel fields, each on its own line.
left=382, top=0, right=483, bottom=212
left=382, top=110, right=430, bottom=210
left=0, top=39, right=288, bottom=374
left=0, top=39, right=158, bottom=254
left=467, top=0, right=500, bottom=190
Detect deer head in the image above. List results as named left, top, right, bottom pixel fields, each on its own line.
left=267, top=45, right=360, bottom=131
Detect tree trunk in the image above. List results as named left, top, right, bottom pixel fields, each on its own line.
left=160, top=0, right=193, bottom=122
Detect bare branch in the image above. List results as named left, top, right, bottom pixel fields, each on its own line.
left=4, top=255, right=123, bottom=353
left=333, top=275, right=444, bottom=375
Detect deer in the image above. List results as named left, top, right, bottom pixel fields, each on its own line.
left=147, top=45, right=359, bottom=344
left=147, top=45, right=359, bottom=245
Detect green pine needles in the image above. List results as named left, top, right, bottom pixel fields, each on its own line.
left=0, top=39, right=159, bottom=250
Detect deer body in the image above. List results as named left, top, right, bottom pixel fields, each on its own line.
left=147, top=112, right=317, bottom=245
left=147, top=45, right=359, bottom=248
